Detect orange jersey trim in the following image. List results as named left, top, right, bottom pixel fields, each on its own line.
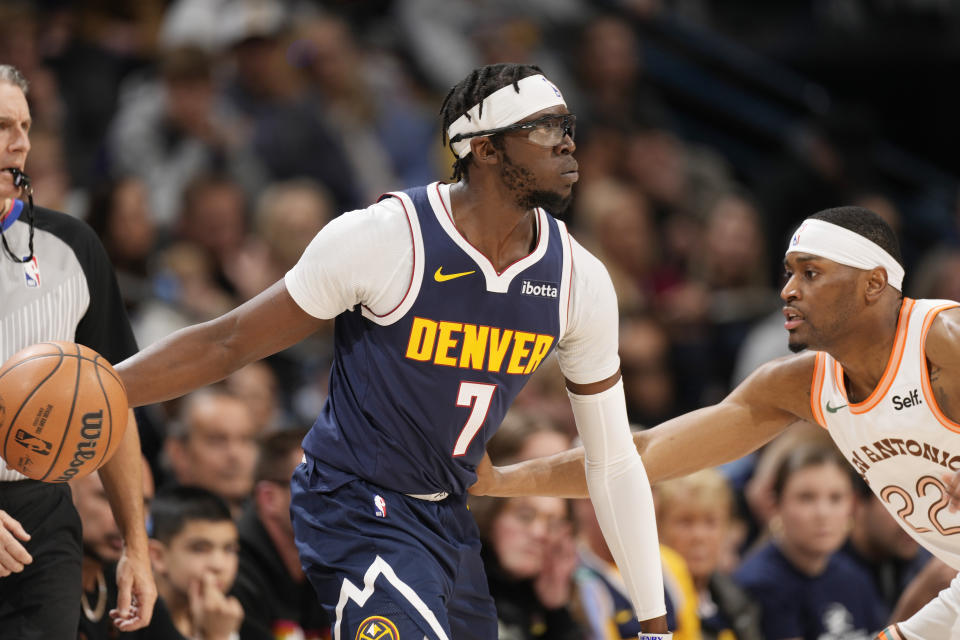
left=840, top=298, right=915, bottom=414
left=920, top=302, right=960, bottom=433
left=810, top=351, right=828, bottom=428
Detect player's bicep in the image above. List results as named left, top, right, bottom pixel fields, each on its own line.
left=285, top=200, right=413, bottom=319
left=556, top=247, right=620, bottom=385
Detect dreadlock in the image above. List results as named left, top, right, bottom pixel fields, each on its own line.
left=439, top=63, right=545, bottom=182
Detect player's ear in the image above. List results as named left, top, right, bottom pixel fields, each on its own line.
left=148, top=538, right=167, bottom=575
left=864, top=267, right=889, bottom=302
left=470, top=136, right=500, bottom=165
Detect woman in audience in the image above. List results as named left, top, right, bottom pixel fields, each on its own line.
left=656, top=469, right=763, bottom=640
left=470, top=411, right=584, bottom=640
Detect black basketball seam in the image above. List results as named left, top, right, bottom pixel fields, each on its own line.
left=90, top=355, right=114, bottom=471
left=39, top=344, right=83, bottom=481
left=1, top=347, right=66, bottom=475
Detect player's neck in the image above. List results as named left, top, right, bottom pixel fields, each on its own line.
left=448, top=181, right=537, bottom=271
left=831, top=301, right=902, bottom=404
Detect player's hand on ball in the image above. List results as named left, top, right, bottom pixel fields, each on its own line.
left=0, top=509, right=32, bottom=576
left=190, top=571, right=243, bottom=640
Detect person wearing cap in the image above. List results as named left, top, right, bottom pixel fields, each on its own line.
left=472, top=205, right=960, bottom=639
left=111, top=63, right=670, bottom=640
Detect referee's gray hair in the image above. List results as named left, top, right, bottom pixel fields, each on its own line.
left=0, top=64, right=29, bottom=93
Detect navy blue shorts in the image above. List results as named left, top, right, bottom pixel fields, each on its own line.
left=291, top=456, right=497, bottom=640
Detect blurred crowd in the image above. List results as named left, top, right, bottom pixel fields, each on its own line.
left=5, top=0, right=960, bottom=638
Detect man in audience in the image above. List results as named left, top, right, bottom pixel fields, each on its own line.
left=164, top=389, right=258, bottom=517
left=231, top=428, right=329, bottom=639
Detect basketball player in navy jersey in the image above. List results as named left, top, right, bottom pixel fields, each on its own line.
left=473, top=206, right=960, bottom=639
left=113, top=64, right=670, bottom=639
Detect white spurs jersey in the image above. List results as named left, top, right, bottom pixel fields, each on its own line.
left=812, top=297, right=960, bottom=570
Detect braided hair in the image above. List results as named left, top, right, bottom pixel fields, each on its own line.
left=439, top=63, right=545, bottom=182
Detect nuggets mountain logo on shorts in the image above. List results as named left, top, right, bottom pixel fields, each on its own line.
left=520, top=279, right=558, bottom=298
left=356, top=615, right=399, bottom=640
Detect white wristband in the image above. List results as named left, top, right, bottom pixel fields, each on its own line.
left=639, top=634, right=673, bottom=640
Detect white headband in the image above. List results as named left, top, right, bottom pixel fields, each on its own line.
left=787, top=219, right=904, bottom=291
left=447, top=74, right=566, bottom=159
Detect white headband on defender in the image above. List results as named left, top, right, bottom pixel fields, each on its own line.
left=447, top=74, right=566, bottom=159
left=787, top=219, right=905, bottom=291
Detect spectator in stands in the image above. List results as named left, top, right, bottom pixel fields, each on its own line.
left=214, top=1, right=361, bottom=213
left=164, top=389, right=258, bottom=517
left=86, top=176, right=158, bottom=314
left=618, top=313, right=678, bottom=428
left=574, top=495, right=700, bottom=640
left=734, top=443, right=885, bottom=639
left=107, top=46, right=265, bottom=228
left=231, top=429, right=329, bottom=639
left=838, top=476, right=930, bottom=622
left=655, top=469, right=763, bottom=640
left=471, top=413, right=583, bottom=639
left=228, top=178, right=333, bottom=303
left=296, top=14, right=437, bottom=198
left=149, top=487, right=244, bottom=640
left=73, top=462, right=181, bottom=640
left=572, top=15, right=670, bottom=130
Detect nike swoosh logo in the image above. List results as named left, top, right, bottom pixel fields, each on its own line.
left=825, top=401, right=847, bottom=414
left=434, top=267, right=475, bottom=282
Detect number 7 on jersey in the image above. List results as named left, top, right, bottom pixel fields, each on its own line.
left=452, top=381, right=497, bottom=457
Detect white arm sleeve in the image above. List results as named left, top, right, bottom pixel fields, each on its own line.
left=557, top=238, right=621, bottom=384
left=569, top=380, right=667, bottom=620
left=899, top=573, right=960, bottom=640
left=284, top=197, right=414, bottom=319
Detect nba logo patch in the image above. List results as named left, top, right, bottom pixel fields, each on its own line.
left=790, top=222, right=807, bottom=247
left=356, top=615, right=399, bottom=640
left=374, top=494, right=387, bottom=518
left=23, top=255, right=40, bottom=288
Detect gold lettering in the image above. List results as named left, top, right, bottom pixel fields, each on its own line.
left=459, top=324, right=489, bottom=370
left=406, top=317, right=437, bottom=361
left=434, top=322, right=463, bottom=367
left=506, top=332, right=536, bottom=375
left=524, top=335, right=555, bottom=374
left=487, top=329, right=514, bottom=372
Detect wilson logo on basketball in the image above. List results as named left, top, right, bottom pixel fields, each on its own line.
left=53, top=410, right=103, bottom=482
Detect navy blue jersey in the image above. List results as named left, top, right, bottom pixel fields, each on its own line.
left=302, top=183, right=572, bottom=496
left=733, top=542, right=885, bottom=640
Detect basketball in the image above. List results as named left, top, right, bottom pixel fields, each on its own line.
left=0, top=341, right=128, bottom=482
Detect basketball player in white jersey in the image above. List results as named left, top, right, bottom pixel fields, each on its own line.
left=472, top=205, right=960, bottom=639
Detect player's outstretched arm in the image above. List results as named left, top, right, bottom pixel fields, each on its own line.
left=99, top=409, right=157, bottom=631
left=116, top=281, right=326, bottom=407
left=471, top=354, right=814, bottom=499
left=566, top=373, right=669, bottom=635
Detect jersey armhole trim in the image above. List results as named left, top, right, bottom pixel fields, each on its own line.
left=360, top=192, right=423, bottom=326
left=810, top=351, right=828, bottom=428
left=557, top=219, right=573, bottom=342
left=920, top=302, right=960, bottom=433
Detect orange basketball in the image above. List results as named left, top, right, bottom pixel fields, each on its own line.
left=0, top=341, right=128, bottom=482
